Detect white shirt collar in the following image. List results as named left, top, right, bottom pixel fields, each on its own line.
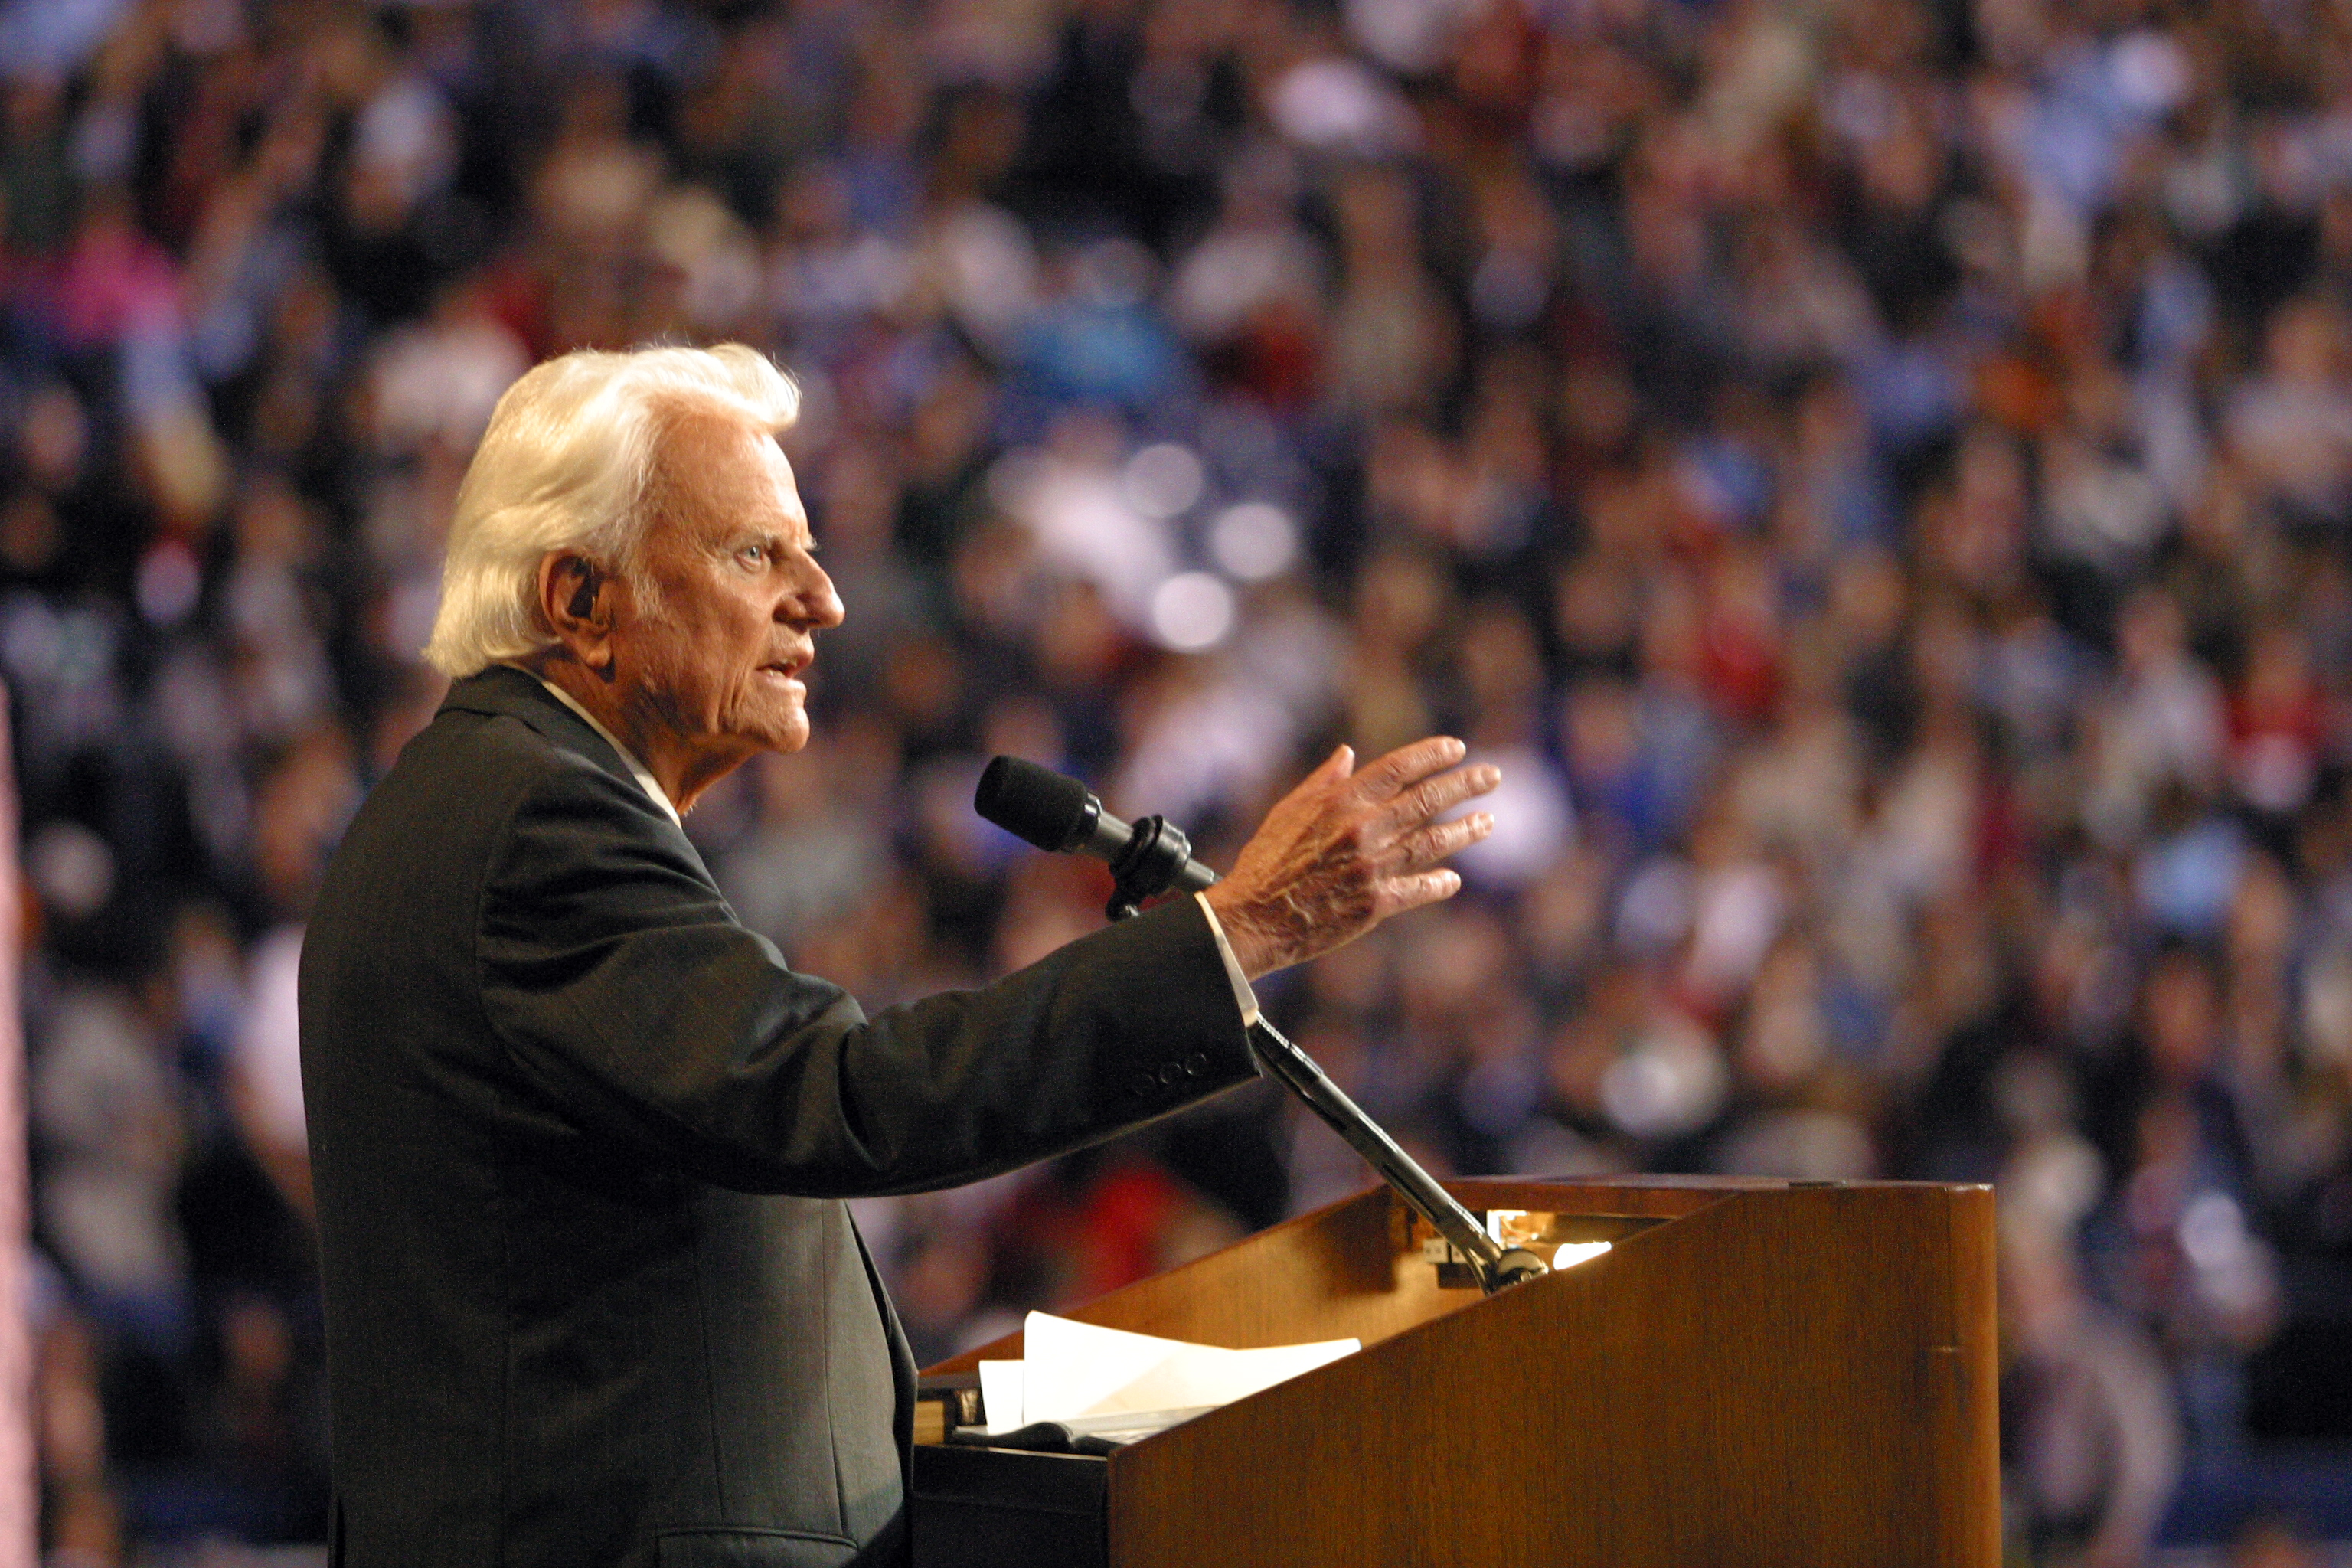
left=513, top=668, right=683, bottom=828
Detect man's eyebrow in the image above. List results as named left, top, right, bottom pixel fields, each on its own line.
left=727, top=528, right=817, bottom=557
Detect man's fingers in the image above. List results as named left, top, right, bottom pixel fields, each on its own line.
left=1376, top=867, right=1463, bottom=917
left=1282, top=744, right=1354, bottom=810
left=1382, top=762, right=1501, bottom=831
left=1253, top=744, right=1357, bottom=840
left=1393, top=812, right=1494, bottom=871
left=1357, top=737, right=1467, bottom=802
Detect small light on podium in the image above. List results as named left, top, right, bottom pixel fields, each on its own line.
left=1406, top=1207, right=1651, bottom=1288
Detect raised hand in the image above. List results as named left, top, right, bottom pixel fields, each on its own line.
left=1201, top=737, right=1500, bottom=980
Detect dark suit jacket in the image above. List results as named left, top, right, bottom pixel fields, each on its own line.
left=299, top=667, right=1259, bottom=1568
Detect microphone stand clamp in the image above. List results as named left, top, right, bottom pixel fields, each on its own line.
left=1104, top=815, right=1199, bottom=921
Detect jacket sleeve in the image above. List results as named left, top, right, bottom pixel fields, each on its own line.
left=474, top=750, right=1259, bottom=1196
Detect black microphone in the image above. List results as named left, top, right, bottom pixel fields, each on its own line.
left=975, top=756, right=1217, bottom=918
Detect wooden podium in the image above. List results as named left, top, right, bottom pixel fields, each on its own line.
left=914, top=1176, right=1997, bottom=1568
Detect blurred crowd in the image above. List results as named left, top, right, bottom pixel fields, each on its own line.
left=5, top=0, right=2352, bottom=1559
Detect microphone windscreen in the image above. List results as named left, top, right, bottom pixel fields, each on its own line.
left=975, top=756, right=1095, bottom=852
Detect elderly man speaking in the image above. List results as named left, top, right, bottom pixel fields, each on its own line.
left=299, top=345, right=1497, bottom=1568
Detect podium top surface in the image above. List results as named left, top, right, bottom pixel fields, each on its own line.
left=930, top=1174, right=1991, bottom=1367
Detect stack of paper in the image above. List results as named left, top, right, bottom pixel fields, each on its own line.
left=976, top=1312, right=1359, bottom=1437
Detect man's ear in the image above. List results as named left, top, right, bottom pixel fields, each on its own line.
left=537, top=552, right=616, bottom=673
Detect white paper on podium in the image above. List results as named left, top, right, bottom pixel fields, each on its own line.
left=1015, top=1311, right=1359, bottom=1423
left=977, top=1359, right=1026, bottom=1430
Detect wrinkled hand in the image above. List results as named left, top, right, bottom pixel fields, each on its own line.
left=1202, top=738, right=1499, bottom=980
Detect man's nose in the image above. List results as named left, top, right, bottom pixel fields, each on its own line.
left=783, top=560, right=844, bottom=629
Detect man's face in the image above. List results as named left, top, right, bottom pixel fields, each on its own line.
left=609, top=413, right=843, bottom=780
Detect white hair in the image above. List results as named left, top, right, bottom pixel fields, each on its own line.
left=423, top=343, right=801, bottom=678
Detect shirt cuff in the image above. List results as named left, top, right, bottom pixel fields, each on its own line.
left=1194, top=892, right=1261, bottom=1028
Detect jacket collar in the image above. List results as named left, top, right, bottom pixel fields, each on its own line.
left=437, top=664, right=642, bottom=796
